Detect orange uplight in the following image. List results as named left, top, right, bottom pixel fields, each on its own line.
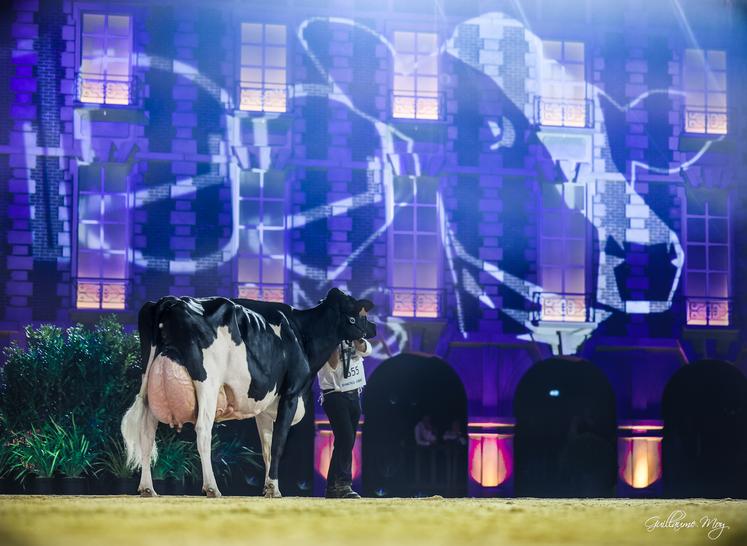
left=468, top=433, right=513, bottom=487
left=619, top=437, right=662, bottom=489
left=315, top=430, right=362, bottom=480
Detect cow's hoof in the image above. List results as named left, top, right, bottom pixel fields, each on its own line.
left=203, top=486, right=222, bottom=498
left=263, top=482, right=282, bottom=498
left=139, top=487, right=157, bottom=497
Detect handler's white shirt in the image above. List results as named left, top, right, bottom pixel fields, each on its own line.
left=317, top=339, right=372, bottom=393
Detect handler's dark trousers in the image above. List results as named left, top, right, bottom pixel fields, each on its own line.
left=322, top=389, right=360, bottom=489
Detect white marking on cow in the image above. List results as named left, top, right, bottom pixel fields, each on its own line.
left=292, top=396, right=305, bottom=426
left=270, top=323, right=282, bottom=339
left=184, top=298, right=205, bottom=316
left=255, top=412, right=274, bottom=493
left=241, top=306, right=267, bottom=331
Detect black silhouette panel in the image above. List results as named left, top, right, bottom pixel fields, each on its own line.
left=662, top=359, right=747, bottom=499
left=362, top=354, right=468, bottom=498
left=514, top=357, right=617, bottom=497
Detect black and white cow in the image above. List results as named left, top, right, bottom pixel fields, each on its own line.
left=121, top=287, right=375, bottom=498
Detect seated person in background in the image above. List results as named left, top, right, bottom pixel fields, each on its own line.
left=414, top=414, right=437, bottom=447
left=442, top=419, right=467, bottom=446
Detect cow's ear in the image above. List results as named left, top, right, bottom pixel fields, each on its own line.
left=356, top=299, right=374, bottom=313
left=326, top=287, right=345, bottom=301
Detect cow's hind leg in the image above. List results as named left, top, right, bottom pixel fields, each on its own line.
left=137, top=408, right=159, bottom=497
left=194, top=380, right=221, bottom=498
left=255, top=412, right=274, bottom=496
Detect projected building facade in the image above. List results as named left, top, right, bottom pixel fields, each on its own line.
left=0, top=0, right=745, bottom=496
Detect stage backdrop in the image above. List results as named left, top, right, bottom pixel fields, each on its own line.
left=0, top=0, right=746, bottom=497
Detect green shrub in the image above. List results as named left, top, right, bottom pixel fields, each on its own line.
left=0, top=316, right=141, bottom=446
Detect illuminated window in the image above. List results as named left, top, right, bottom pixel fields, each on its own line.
left=683, top=49, right=727, bottom=134
left=537, top=182, right=588, bottom=322
left=78, top=13, right=133, bottom=105
left=684, top=190, right=731, bottom=326
left=392, top=31, right=439, bottom=120
left=76, top=164, right=130, bottom=310
left=538, top=40, right=588, bottom=127
left=618, top=436, right=662, bottom=489
left=237, top=170, right=286, bottom=302
left=469, top=433, right=513, bottom=488
left=390, top=176, right=441, bottom=318
left=239, top=23, right=287, bottom=113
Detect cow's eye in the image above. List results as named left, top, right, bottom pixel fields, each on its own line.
left=348, top=316, right=356, bottom=324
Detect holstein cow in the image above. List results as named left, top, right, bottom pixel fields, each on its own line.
left=121, top=287, right=376, bottom=498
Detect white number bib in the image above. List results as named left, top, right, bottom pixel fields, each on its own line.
left=340, top=357, right=366, bottom=392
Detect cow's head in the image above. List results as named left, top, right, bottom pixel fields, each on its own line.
left=325, top=287, right=377, bottom=342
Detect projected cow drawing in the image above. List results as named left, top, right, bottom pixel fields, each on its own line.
left=9, top=10, right=728, bottom=357
left=260, top=12, right=721, bottom=353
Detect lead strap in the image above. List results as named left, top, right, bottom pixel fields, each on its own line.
left=341, top=340, right=351, bottom=378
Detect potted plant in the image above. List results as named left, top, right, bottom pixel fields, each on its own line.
left=95, top=436, right=136, bottom=495
left=55, top=419, right=96, bottom=495
left=152, top=430, right=199, bottom=495
left=9, top=424, right=61, bottom=494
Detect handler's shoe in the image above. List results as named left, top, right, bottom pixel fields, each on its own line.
left=325, top=484, right=361, bottom=498
left=338, top=485, right=361, bottom=499
left=342, top=485, right=361, bottom=499
left=325, top=485, right=343, bottom=498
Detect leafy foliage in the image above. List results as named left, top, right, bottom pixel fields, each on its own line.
left=8, top=423, right=62, bottom=480
left=0, top=316, right=141, bottom=446
left=54, top=418, right=96, bottom=478
left=211, top=424, right=263, bottom=483
left=0, top=439, right=12, bottom=479
left=95, top=436, right=133, bottom=479
left=6, top=418, right=97, bottom=480
left=152, top=430, right=200, bottom=483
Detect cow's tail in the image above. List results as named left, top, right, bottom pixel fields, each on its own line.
left=121, top=388, right=155, bottom=470
left=121, top=301, right=160, bottom=470
left=121, top=374, right=158, bottom=470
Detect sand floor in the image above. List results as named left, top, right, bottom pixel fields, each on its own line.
left=0, top=496, right=745, bottom=546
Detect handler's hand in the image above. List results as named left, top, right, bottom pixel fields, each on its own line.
left=327, top=347, right=341, bottom=369
left=354, top=339, right=366, bottom=352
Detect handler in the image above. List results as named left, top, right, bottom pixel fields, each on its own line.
left=318, top=301, right=374, bottom=499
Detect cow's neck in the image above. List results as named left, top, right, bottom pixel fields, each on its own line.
left=293, top=305, right=344, bottom=372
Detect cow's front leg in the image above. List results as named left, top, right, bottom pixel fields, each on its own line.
left=194, top=380, right=221, bottom=498
left=265, top=395, right=299, bottom=498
